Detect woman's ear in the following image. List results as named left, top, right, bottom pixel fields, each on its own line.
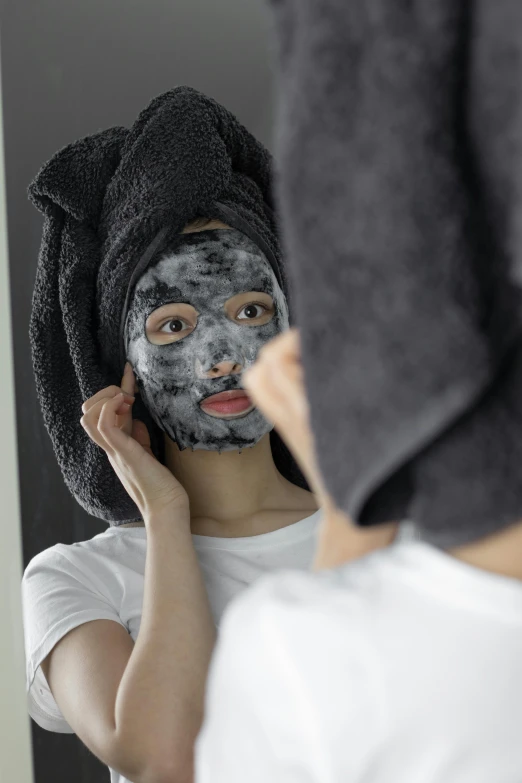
left=28, top=126, right=127, bottom=225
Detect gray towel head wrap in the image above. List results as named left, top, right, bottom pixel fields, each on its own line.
left=28, top=86, right=305, bottom=525
left=270, top=0, right=522, bottom=548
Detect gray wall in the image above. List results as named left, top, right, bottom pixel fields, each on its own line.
left=0, top=1, right=274, bottom=780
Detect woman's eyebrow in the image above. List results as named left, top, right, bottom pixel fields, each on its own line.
left=134, top=288, right=192, bottom=313
left=224, top=290, right=273, bottom=301
left=147, top=301, right=197, bottom=321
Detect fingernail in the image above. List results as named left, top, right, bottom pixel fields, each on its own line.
left=121, top=402, right=131, bottom=412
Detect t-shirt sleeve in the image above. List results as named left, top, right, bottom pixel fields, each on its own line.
left=195, top=569, right=382, bottom=783
left=21, top=546, right=127, bottom=734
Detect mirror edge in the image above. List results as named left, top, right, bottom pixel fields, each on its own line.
left=0, top=33, right=35, bottom=783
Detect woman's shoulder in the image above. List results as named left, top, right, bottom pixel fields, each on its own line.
left=24, top=537, right=91, bottom=578
left=21, top=529, right=141, bottom=655
left=25, top=530, right=104, bottom=570
left=23, top=526, right=144, bottom=591
left=22, top=531, right=136, bottom=712
left=22, top=541, right=99, bottom=602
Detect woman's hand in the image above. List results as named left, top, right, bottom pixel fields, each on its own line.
left=243, top=328, right=329, bottom=504
left=80, top=362, right=189, bottom=522
left=244, top=329, right=399, bottom=568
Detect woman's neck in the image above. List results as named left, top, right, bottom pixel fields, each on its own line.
left=164, top=432, right=316, bottom=536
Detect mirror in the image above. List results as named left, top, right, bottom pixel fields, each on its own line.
left=1, top=2, right=320, bottom=782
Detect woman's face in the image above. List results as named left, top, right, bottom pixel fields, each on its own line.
left=124, top=223, right=289, bottom=451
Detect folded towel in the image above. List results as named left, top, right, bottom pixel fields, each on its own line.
left=270, top=0, right=522, bottom=547
left=29, top=86, right=304, bottom=524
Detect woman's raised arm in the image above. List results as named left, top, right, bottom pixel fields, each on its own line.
left=39, top=368, right=217, bottom=783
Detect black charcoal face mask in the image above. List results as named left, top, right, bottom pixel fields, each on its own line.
left=124, top=229, right=289, bottom=451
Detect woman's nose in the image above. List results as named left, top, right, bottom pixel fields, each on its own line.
left=204, top=360, right=243, bottom=378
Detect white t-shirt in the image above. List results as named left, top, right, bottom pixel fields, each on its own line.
left=196, top=540, right=522, bottom=783
left=21, top=508, right=322, bottom=783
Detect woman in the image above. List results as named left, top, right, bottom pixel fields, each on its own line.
left=194, top=1, right=522, bottom=779
left=22, top=88, right=328, bottom=783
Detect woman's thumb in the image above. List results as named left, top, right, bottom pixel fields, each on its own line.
left=131, top=419, right=155, bottom=457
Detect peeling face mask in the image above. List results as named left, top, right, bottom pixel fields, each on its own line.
left=124, top=229, right=289, bottom=451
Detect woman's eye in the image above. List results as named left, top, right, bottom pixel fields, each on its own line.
left=159, top=317, right=191, bottom=334
left=236, top=303, right=267, bottom=320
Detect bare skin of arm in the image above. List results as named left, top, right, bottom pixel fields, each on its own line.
left=42, top=508, right=216, bottom=783
left=42, top=370, right=216, bottom=783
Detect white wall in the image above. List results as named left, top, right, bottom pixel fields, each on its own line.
left=0, top=44, right=34, bottom=783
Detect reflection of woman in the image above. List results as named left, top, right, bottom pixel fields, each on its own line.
left=21, top=88, right=323, bottom=783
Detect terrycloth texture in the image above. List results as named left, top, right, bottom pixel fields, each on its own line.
left=269, top=0, right=522, bottom=547
left=29, top=86, right=299, bottom=525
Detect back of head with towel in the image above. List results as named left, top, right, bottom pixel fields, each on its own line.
left=195, top=3, right=522, bottom=782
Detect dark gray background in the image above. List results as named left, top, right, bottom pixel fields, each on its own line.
left=0, top=1, right=274, bottom=780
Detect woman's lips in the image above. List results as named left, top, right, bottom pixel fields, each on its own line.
left=200, top=390, right=255, bottom=419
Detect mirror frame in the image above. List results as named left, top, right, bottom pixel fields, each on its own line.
left=0, top=38, right=35, bottom=783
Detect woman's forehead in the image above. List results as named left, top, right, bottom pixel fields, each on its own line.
left=135, top=234, right=277, bottom=299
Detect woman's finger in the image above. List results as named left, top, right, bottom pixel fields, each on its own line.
left=244, top=362, right=289, bottom=431
left=245, top=330, right=306, bottom=421
left=262, top=333, right=307, bottom=415
left=80, top=411, right=110, bottom=452
left=121, top=362, right=136, bottom=398
left=117, top=367, right=136, bottom=437
left=257, top=328, right=301, bottom=368
left=81, top=384, right=135, bottom=415
left=244, top=328, right=326, bottom=496
left=82, top=394, right=132, bottom=426
left=120, top=365, right=140, bottom=434
left=250, top=356, right=321, bottom=494
left=80, top=397, right=117, bottom=451
left=97, top=393, right=140, bottom=456
left=270, top=356, right=309, bottom=421
left=247, top=358, right=305, bottom=433
left=81, top=393, right=133, bottom=451
left=132, top=419, right=155, bottom=457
